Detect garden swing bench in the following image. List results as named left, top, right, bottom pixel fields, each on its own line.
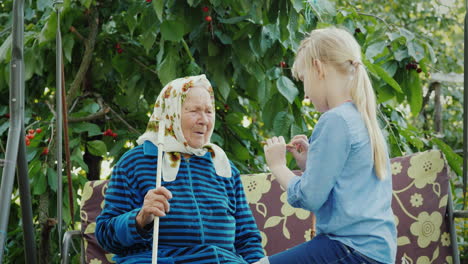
left=0, top=1, right=467, bottom=264
left=61, top=151, right=466, bottom=264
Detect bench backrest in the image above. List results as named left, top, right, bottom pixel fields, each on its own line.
left=79, top=150, right=454, bottom=263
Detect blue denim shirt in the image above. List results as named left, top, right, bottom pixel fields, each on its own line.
left=287, top=102, right=397, bottom=264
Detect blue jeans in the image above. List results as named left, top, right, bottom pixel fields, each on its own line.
left=266, top=235, right=383, bottom=264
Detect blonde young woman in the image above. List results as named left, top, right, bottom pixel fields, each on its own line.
left=262, top=27, right=397, bottom=264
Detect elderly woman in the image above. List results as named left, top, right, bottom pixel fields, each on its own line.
left=95, top=75, right=264, bottom=263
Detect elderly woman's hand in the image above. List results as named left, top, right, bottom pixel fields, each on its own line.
left=136, top=187, right=173, bottom=230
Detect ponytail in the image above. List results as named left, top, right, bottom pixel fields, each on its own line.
left=351, top=63, right=388, bottom=180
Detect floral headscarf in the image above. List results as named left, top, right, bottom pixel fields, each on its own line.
left=136, top=74, right=232, bottom=182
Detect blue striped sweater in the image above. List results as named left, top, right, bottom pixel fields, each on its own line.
left=95, top=141, right=264, bottom=264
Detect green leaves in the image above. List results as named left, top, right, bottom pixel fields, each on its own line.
left=365, top=41, right=387, bottom=62
left=161, top=20, right=185, bottom=42
left=398, top=28, right=415, bottom=42
left=260, top=26, right=274, bottom=55
left=364, top=59, right=402, bottom=93
left=211, top=68, right=230, bottom=100
left=273, top=111, right=294, bottom=138
left=393, top=48, right=409, bottom=61
left=1, top=1, right=465, bottom=263
left=407, top=41, right=425, bottom=62
left=276, top=76, right=299, bottom=104
left=0, top=35, right=11, bottom=62
left=38, top=12, right=57, bottom=45
left=139, top=28, right=158, bottom=54
left=63, top=34, right=75, bottom=62
left=29, top=161, right=47, bottom=195
left=87, top=140, right=107, bottom=156
left=186, top=61, right=201, bottom=76
left=153, top=0, right=165, bottom=22
left=47, top=167, right=57, bottom=192
left=70, top=122, right=102, bottom=137
left=432, top=138, right=463, bottom=176
left=157, top=46, right=179, bottom=86
left=407, top=70, right=422, bottom=116
left=37, top=0, right=50, bottom=11
left=80, top=0, right=93, bottom=8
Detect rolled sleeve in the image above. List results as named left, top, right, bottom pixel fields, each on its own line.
left=287, top=176, right=302, bottom=206
left=287, top=112, right=351, bottom=212
left=120, top=208, right=153, bottom=244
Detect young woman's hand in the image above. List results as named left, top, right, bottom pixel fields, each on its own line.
left=136, top=186, right=173, bottom=230
left=264, top=136, right=287, bottom=171
left=287, top=135, right=309, bottom=171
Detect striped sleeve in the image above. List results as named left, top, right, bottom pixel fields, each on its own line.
left=95, top=150, right=152, bottom=254
left=231, top=165, right=265, bottom=262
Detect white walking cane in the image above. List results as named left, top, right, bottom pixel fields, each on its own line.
left=152, top=120, right=165, bottom=264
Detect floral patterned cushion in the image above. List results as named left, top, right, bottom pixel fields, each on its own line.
left=80, top=180, right=115, bottom=264
left=79, top=150, right=454, bottom=264
left=241, top=172, right=315, bottom=256
left=391, top=150, right=453, bottom=264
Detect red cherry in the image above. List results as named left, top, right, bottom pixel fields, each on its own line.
left=280, top=61, right=287, bottom=68
left=205, top=16, right=212, bottom=22
left=104, top=129, right=114, bottom=136
left=42, top=147, right=49, bottom=155
left=112, top=133, right=118, bottom=138
left=115, top=43, right=121, bottom=49
left=26, top=134, right=34, bottom=140
left=4, top=113, right=9, bottom=118
left=146, top=0, right=152, bottom=2
left=117, top=48, right=123, bottom=54
left=28, top=129, right=35, bottom=134
left=36, top=128, right=42, bottom=133
left=416, top=68, right=422, bottom=73
left=202, top=6, right=209, bottom=12
left=26, top=139, right=30, bottom=146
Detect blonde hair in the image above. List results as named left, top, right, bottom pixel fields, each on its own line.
left=292, top=27, right=388, bottom=180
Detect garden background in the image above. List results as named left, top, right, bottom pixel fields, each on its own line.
left=0, top=0, right=466, bottom=263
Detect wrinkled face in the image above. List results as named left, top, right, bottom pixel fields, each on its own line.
left=181, top=87, right=214, bottom=149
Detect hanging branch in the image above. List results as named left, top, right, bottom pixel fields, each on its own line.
left=357, top=12, right=393, bottom=30
left=66, top=8, right=99, bottom=105
left=45, top=101, right=56, bottom=116
left=68, top=107, right=110, bottom=123
left=69, top=26, right=85, bottom=42
left=132, top=57, right=158, bottom=75
left=68, top=94, right=88, bottom=114
left=107, top=106, right=141, bottom=135
left=181, top=39, right=195, bottom=62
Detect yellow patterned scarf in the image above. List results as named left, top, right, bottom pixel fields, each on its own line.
left=136, top=74, right=232, bottom=181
